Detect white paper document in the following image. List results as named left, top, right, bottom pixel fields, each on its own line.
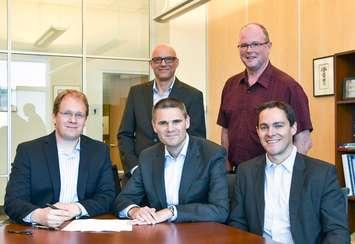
left=62, top=219, right=132, bottom=232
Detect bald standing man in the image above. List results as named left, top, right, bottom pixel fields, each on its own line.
left=118, top=43, right=206, bottom=178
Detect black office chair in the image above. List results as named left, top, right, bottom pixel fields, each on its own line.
left=227, top=173, right=236, bottom=206
left=112, top=164, right=121, bottom=195
left=340, top=187, right=354, bottom=240
left=340, top=187, right=349, bottom=216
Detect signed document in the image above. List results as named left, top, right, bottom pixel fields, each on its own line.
left=62, top=219, right=132, bottom=232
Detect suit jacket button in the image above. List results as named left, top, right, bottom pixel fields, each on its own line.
left=153, top=138, right=158, bottom=142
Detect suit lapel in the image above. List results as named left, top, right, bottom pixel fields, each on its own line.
left=152, top=144, right=167, bottom=207
left=289, top=153, right=306, bottom=228
left=254, top=156, right=266, bottom=229
left=178, top=138, right=200, bottom=203
left=169, top=78, right=182, bottom=99
left=77, top=135, right=89, bottom=200
left=43, top=132, right=61, bottom=201
left=143, top=81, right=154, bottom=123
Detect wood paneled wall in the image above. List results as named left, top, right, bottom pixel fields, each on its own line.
left=207, top=0, right=355, bottom=164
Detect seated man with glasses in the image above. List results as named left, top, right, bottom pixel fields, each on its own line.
left=217, top=22, right=313, bottom=172
left=118, top=43, right=206, bottom=180
left=5, top=89, right=116, bottom=228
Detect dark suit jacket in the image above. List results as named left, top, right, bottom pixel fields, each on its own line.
left=228, top=153, right=350, bottom=244
left=4, top=132, right=116, bottom=224
left=117, top=78, right=206, bottom=175
left=114, top=136, right=229, bottom=223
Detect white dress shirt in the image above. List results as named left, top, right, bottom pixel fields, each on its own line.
left=263, top=145, right=297, bottom=244
left=152, top=77, right=175, bottom=105
left=164, top=134, right=189, bottom=209
left=57, top=141, right=80, bottom=203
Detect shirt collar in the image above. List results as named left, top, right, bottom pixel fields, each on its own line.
left=153, top=77, right=176, bottom=94
left=164, top=133, right=189, bottom=159
left=238, top=61, right=272, bottom=88
left=265, top=145, right=297, bottom=173
left=58, top=137, right=81, bottom=154
left=75, top=138, right=81, bottom=151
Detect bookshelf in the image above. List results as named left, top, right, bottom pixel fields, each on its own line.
left=334, top=50, right=355, bottom=232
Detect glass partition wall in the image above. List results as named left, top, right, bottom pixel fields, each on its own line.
left=0, top=54, right=8, bottom=202
left=0, top=0, right=150, bottom=204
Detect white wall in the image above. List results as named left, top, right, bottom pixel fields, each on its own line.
left=150, top=1, right=208, bottom=126
left=169, top=6, right=207, bottom=102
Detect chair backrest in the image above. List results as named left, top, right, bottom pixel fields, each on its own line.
left=340, top=187, right=349, bottom=216
left=112, top=164, right=121, bottom=195
left=227, top=173, right=236, bottom=206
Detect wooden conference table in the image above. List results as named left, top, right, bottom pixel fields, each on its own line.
left=0, top=215, right=279, bottom=244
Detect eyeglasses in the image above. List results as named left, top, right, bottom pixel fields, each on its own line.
left=237, top=41, right=269, bottom=50
left=58, top=111, right=86, bottom=120
left=150, top=56, right=177, bottom=65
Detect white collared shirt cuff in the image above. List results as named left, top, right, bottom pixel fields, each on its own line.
left=23, top=210, right=35, bottom=223
left=119, top=204, right=139, bottom=218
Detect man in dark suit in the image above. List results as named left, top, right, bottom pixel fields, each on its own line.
left=228, top=101, right=349, bottom=244
left=118, top=43, right=206, bottom=178
left=5, top=90, right=116, bottom=228
left=115, top=98, right=228, bottom=224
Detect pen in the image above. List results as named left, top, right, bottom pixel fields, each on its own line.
left=46, top=203, right=61, bottom=210
left=32, top=223, right=59, bottom=231
left=7, top=230, right=33, bottom=235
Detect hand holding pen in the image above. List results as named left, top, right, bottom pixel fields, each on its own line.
left=46, top=203, right=61, bottom=210
left=49, top=202, right=82, bottom=219
left=30, top=203, right=72, bottom=228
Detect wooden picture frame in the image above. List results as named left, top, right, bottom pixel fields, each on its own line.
left=313, top=55, right=334, bottom=97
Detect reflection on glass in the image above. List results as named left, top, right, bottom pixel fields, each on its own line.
left=0, top=0, right=6, bottom=49
left=0, top=177, right=7, bottom=205
left=11, top=54, right=82, bottom=163
left=12, top=0, right=82, bottom=54
left=86, top=58, right=149, bottom=170
left=86, top=0, right=149, bottom=58
left=12, top=61, right=47, bottom=87
left=0, top=58, right=7, bottom=111
left=0, top=54, right=8, bottom=176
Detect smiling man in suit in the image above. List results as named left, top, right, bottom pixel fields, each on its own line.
left=115, top=98, right=228, bottom=224
left=228, top=101, right=349, bottom=244
left=5, top=89, right=116, bottom=228
left=118, top=43, right=206, bottom=179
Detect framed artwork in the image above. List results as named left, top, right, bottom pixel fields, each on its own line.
left=313, top=55, right=334, bottom=97
left=343, top=77, right=355, bottom=99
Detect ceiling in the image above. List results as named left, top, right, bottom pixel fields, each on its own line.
left=7, top=0, right=150, bottom=58
left=21, top=0, right=149, bottom=10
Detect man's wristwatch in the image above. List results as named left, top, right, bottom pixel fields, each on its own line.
left=75, top=203, right=82, bottom=217
left=167, top=205, right=175, bottom=217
